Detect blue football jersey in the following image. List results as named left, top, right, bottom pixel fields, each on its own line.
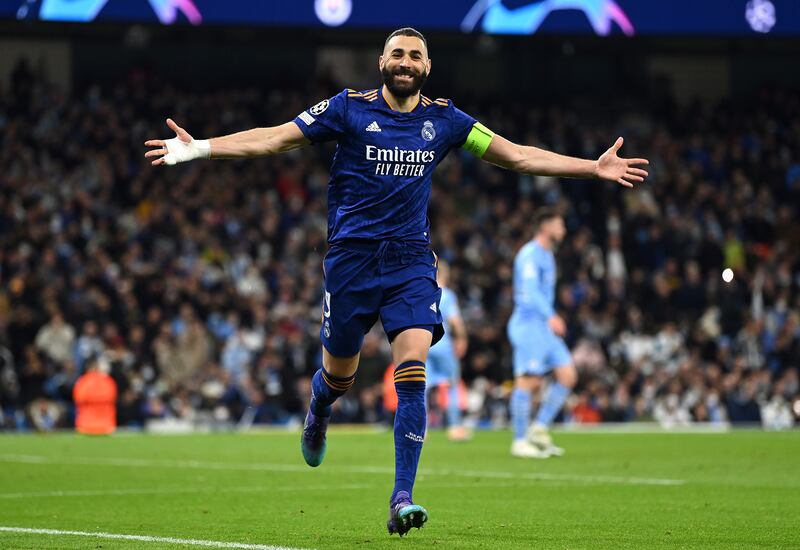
left=293, top=88, right=477, bottom=245
left=511, top=241, right=557, bottom=324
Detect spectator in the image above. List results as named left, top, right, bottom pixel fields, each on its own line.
left=34, top=309, right=76, bottom=365
left=73, top=359, right=118, bottom=435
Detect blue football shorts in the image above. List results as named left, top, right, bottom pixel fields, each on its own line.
left=320, top=240, right=444, bottom=358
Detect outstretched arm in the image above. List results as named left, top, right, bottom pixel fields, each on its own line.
left=476, top=131, right=649, bottom=188
left=144, top=119, right=309, bottom=166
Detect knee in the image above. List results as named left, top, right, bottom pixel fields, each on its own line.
left=322, top=349, right=359, bottom=378
left=514, top=375, right=538, bottom=393
left=391, top=328, right=433, bottom=367
left=556, top=365, right=578, bottom=389
left=395, top=354, right=427, bottom=369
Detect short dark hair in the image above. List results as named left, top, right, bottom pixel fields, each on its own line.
left=534, top=207, right=561, bottom=231
left=384, top=27, right=428, bottom=54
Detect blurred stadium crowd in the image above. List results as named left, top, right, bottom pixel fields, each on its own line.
left=1, top=59, right=798, bottom=432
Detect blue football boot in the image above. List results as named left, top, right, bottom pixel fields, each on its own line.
left=387, top=491, right=428, bottom=536
left=300, top=410, right=329, bottom=467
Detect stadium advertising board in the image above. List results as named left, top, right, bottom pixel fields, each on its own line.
left=3, top=0, right=800, bottom=36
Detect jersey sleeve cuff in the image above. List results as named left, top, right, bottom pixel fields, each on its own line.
left=292, top=117, right=315, bottom=142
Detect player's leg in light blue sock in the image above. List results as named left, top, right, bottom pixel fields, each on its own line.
left=533, top=381, right=571, bottom=427
left=424, top=353, right=445, bottom=428
left=445, top=355, right=462, bottom=429
left=423, top=384, right=439, bottom=428
left=528, top=364, right=576, bottom=457
left=510, top=386, right=532, bottom=441
left=533, top=364, right=577, bottom=428
left=446, top=381, right=461, bottom=428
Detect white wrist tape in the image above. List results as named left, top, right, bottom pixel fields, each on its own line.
left=163, top=138, right=211, bottom=165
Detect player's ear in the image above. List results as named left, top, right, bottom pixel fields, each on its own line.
left=426, top=57, right=432, bottom=76
left=378, top=55, right=385, bottom=71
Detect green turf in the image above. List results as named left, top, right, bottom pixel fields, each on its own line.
left=0, top=429, right=798, bottom=549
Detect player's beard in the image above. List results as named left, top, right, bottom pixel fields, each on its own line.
left=381, top=66, right=427, bottom=98
left=542, top=230, right=564, bottom=250
left=550, top=232, right=565, bottom=250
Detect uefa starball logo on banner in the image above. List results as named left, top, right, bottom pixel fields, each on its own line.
left=315, top=0, right=353, bottom=26
left=461, top=0, right=635, bottom=35
left=34, top=0, right=202, bottom=23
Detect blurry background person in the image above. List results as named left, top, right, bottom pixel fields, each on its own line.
left=508, top=209, right=577, bottom=458
left=73, top=358, right=117, bottom=435
left=426, top=260, right=471, bottom=441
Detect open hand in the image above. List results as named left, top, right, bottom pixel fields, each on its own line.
left=144, top=118, right=207, bottom=166
left=596, top=137, right=649, bottom=188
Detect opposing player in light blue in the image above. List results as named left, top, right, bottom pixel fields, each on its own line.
left=426, top=260, right=471, bottom=441
left=146, top=27, right=648, bottom=536
left=508, top=209, right=577, bottom=458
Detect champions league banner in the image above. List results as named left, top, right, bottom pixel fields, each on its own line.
left=3, top=0, right=799, bottom=36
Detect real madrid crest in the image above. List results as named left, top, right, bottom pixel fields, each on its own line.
left=421, top=120, right=435, bottom=142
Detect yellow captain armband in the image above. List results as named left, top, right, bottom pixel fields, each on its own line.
left=461, top=122, right=495, bottom=158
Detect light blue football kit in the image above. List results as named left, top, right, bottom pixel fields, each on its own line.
left=507, top=240, right=571, bottom=377
left=508, top=239, right=573, bottom=440
left=427, top=287, right=461, bottom=386
left=427, top=287, right=464, bottom=428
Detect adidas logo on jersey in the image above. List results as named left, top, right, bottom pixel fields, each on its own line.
left=365, top=121, right=382, bottom=132
left=430, top=302, right=437, bottom=313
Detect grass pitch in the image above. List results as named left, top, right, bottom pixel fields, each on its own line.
left=0, top=428, right=798, bottom=549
